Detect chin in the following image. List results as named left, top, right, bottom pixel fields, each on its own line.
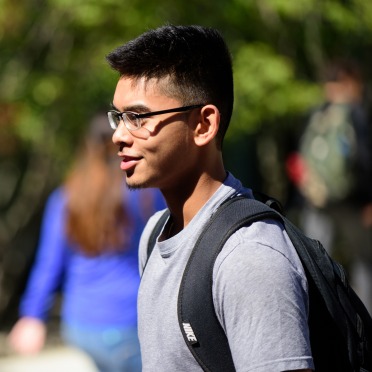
left=125, top=174, right=151, bottom=190
left=125, top=167, right=164, bottom=190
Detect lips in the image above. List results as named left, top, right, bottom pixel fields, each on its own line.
left=120, top=155, right=142, bottom=171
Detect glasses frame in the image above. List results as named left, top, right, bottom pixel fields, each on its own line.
left=107, top=104, right=204, bottom=132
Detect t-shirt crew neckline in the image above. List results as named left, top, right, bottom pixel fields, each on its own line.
left=156, top=172, right=253, bottom=257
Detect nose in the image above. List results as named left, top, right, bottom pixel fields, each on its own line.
left=112, top=121, right=134, bottom=147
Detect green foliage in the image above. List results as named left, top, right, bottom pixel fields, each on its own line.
left=231, top=43, right=322, bottom=136
left=1, top=0, right=372, bottom=245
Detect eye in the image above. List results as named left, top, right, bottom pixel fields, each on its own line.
left=125, top=112, right=141, bottom=130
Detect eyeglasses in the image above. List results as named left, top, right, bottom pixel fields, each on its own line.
left=107, top=104, right=204, bottom=133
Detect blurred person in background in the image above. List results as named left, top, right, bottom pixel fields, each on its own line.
left=286, top=59, right=372, bottom=313
left=7, top=113, right=166, bottom=372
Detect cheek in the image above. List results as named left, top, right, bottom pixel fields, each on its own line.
left=151, top=124, right=195, bottom=167
left=167, top=123, right=194, bottom=153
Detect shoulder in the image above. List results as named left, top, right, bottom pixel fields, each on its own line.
left=47, top=186, right=65, bottom=202
left=214, top=218, right=307, bottom=287
left=43, top=187, right=67, bottom=214
left=142, top=209, right=168, bottom=235
left=211, top=219, right=312, bottom=371
left=138, top=209, right=168, bottom=268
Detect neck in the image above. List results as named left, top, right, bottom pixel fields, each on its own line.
left=161, top=164, right=226, bottom=236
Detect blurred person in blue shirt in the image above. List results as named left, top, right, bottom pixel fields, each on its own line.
left=7, top=113, right=166, bottom=372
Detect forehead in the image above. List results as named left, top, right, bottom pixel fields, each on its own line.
left=113, top=76, right=180, bottom=109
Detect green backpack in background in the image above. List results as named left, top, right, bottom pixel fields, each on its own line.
left=299, top=103, right=357, bottom=207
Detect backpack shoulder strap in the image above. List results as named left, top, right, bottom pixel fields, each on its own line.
left=178, top=196, right=279, bottom=372
left=145, top=209, right=170, bottom=265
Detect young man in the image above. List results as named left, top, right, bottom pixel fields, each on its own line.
left=106, top=25, right=314, bottom=371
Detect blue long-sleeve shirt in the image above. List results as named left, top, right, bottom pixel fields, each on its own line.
left=20, top=186, right=165, bottom=329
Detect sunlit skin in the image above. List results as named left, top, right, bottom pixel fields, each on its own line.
left=112, top=76, right=226, bottom=235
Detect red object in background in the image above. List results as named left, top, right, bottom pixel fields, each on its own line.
left=286, top=152, right=306, bottom=186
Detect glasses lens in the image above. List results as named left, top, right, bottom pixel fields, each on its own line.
left=108, top=111, right=120, bottom=130
left=124, top=112, right=150, bottom=139
left=124, top=112, right=140, bottom=131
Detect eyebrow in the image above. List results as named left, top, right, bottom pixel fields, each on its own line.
left=110, top=103, right=120, bottom=111
left=110, top=103, right=150, bottom=113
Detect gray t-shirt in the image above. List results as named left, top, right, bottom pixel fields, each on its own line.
left=138, top=173, right=314, bottom=371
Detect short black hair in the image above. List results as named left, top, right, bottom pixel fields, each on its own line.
left=106, top=25, right=234, bottom=147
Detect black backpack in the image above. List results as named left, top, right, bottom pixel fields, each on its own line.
left=147, top=196, right=372, bottom=372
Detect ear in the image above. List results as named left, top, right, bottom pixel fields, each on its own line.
left=193, top=105, right=220, bottom=147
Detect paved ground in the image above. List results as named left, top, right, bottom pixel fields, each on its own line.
left=0, top=332, right=98, bottom=372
